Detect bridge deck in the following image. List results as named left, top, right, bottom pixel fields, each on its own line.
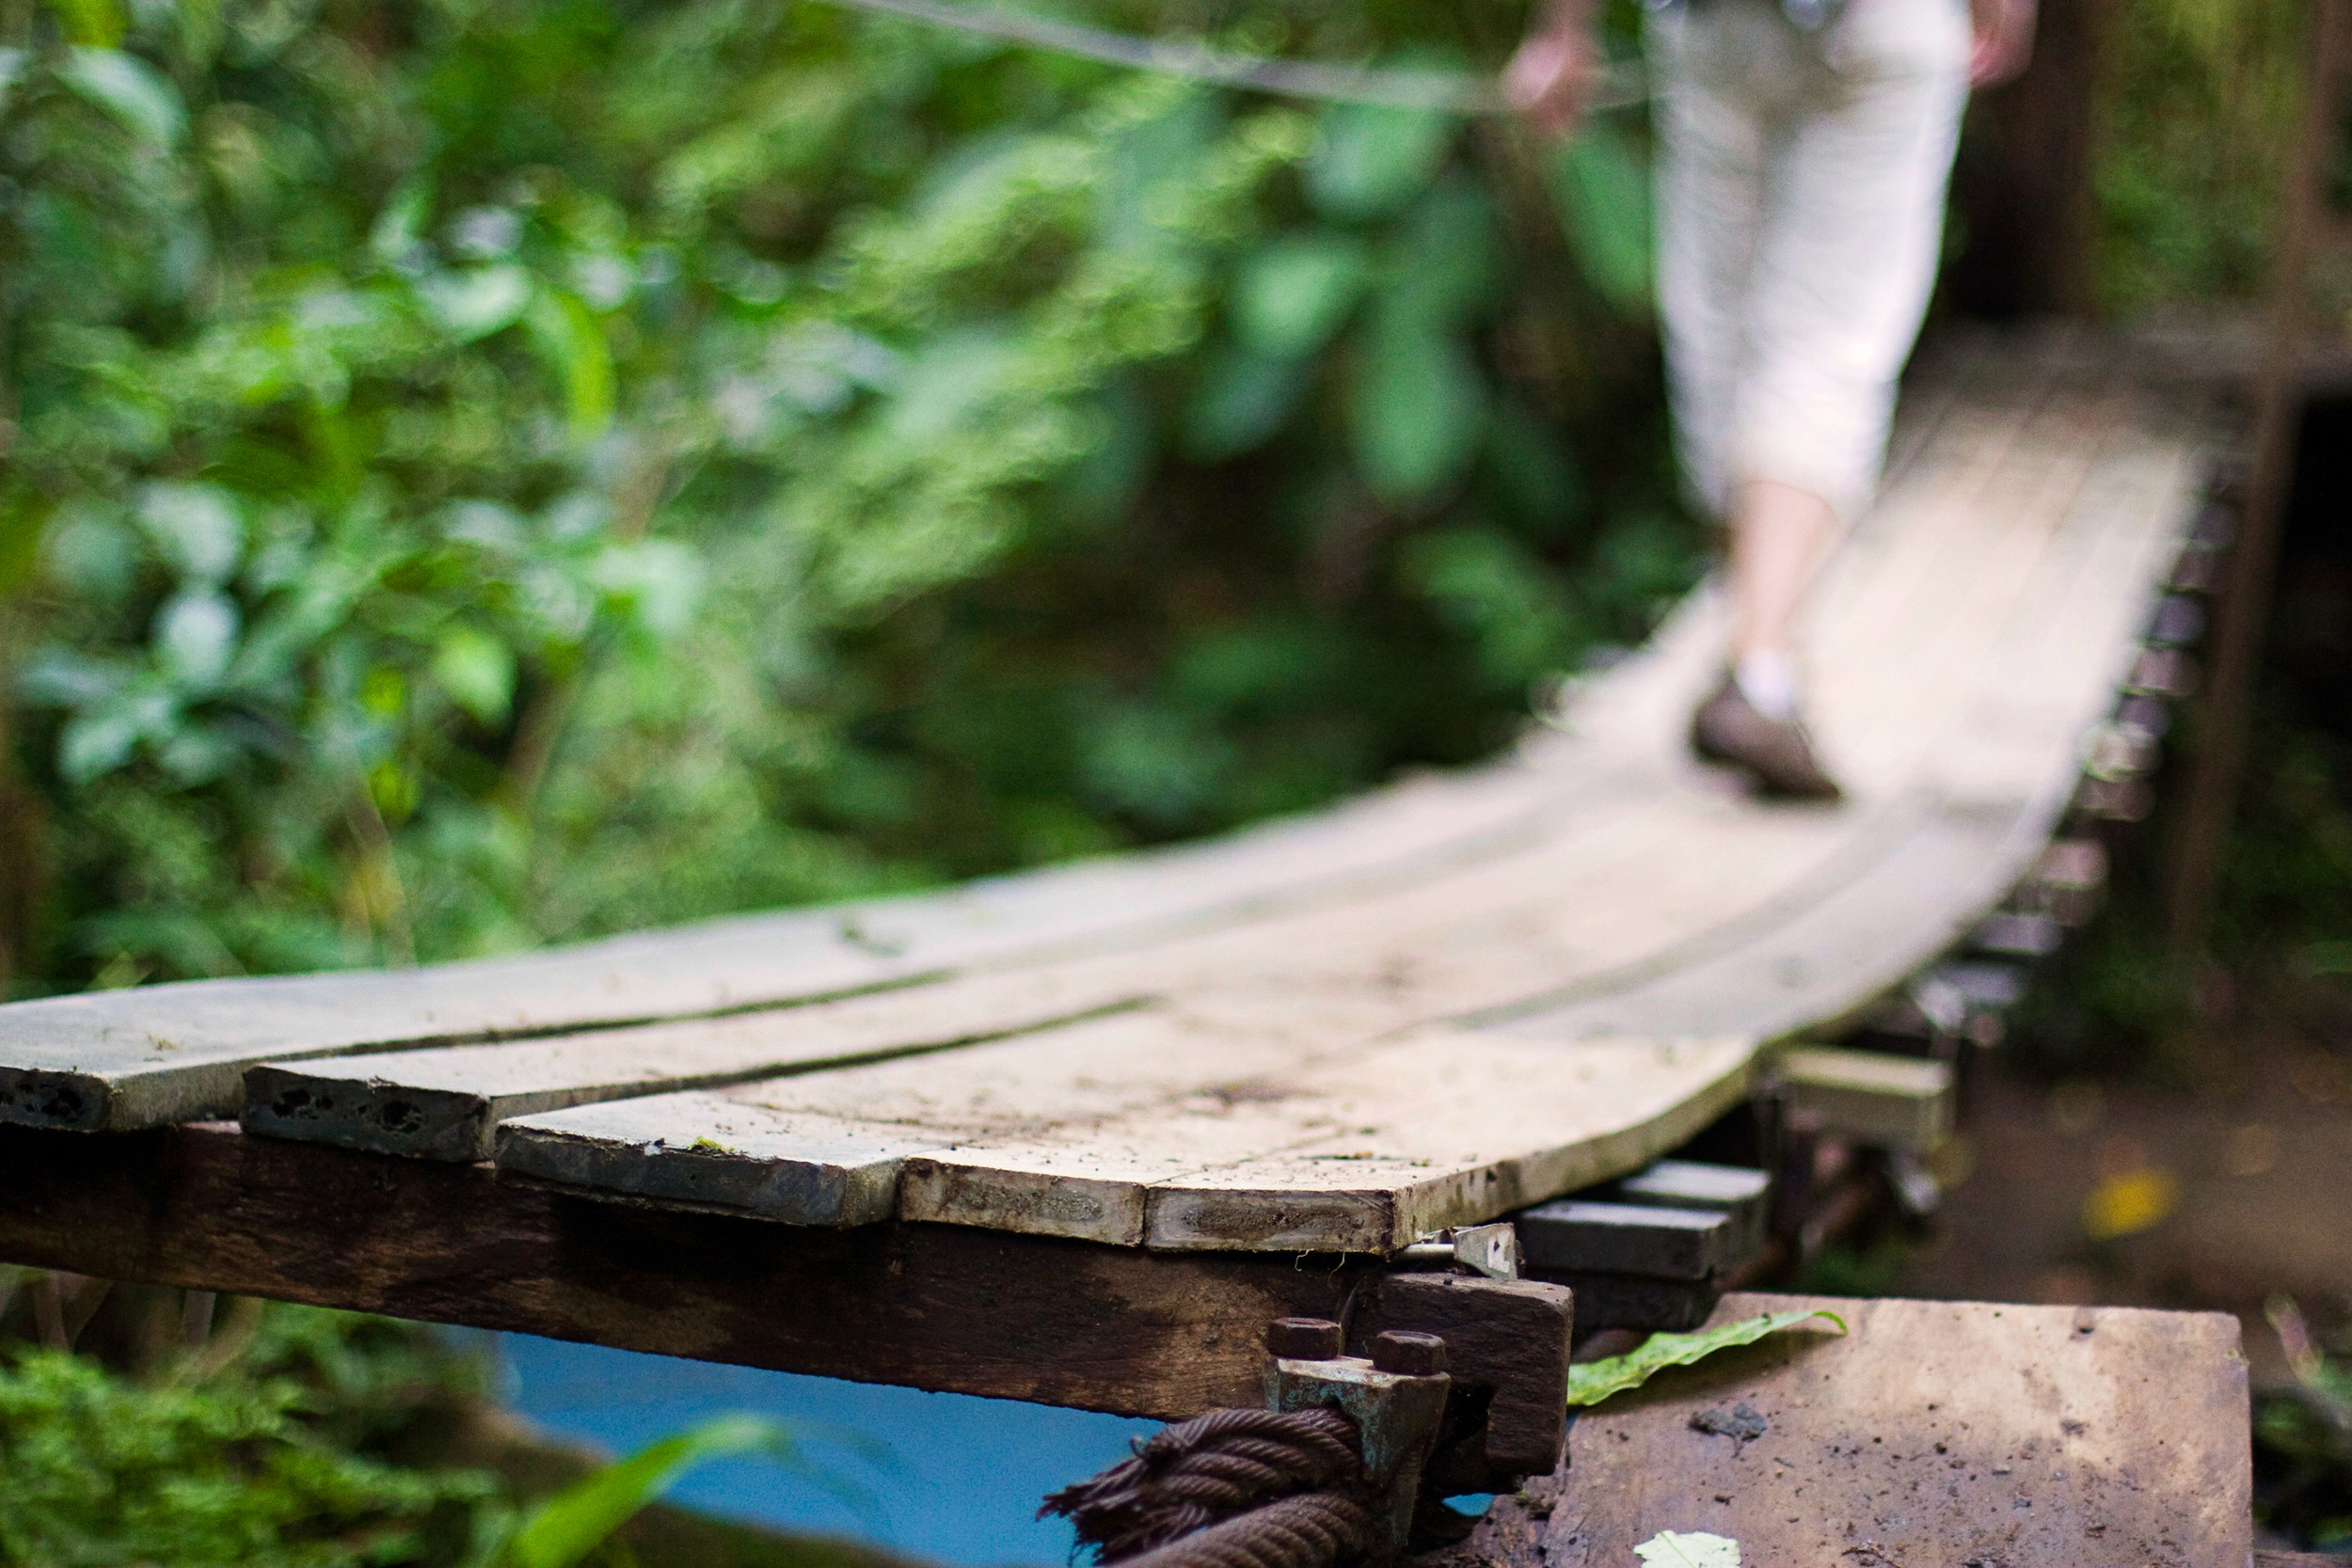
left=0, top=331, right=2215, bottom=1262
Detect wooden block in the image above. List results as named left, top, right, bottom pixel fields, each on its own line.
left=1774, top=1046, right=1953, bottom=1149
left=1356, top=1273, right=1575, bottom=1485
left=1530, top=1292, right=2250, bottom=1568
left=1516, top=1200, right=1734, bottom=1280
left=1608, top=1160, right=1771, bottom=1259
left=1975, top=911, right=2065, bottom=958
left=1528, top=1271, right=1717, bottom=1333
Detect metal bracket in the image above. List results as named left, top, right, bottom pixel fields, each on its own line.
left=1393, top=1221, right=1522, bottom=1279
left=1263, top=1319, right=1451, bottom=1563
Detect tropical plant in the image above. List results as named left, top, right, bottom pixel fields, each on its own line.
left=0, top=0, right=1686, bottom=994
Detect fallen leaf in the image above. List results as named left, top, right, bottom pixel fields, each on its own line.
left=2081, top=1167, right=2178, bottom=1240
left=1565, top=1310, right=1847, bottom=1408
left=1633, top=1528, right=1740, bottom=1566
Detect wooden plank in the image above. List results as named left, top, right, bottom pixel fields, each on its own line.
left=243, top=972, right=1158, bottom=1160
left=1489, top=431, right=2202, bottom=1046
left=500, top=1017, right=1755, bottom=1250
left=1137, top=1033, right=1755, bottom=1252
left=248, top=773, right=1699, bottom=1160
left=1517, top=1292, right=2251, bottom=1568
left=0, top=712, right=1631, bottom=1132
left=0, top=1118, right=1573, bottom=1436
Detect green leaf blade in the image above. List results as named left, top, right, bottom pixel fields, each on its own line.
left=504, top=1413, right=777, bottom=1568
left=1565, top=1309, right=1848, bottom=1409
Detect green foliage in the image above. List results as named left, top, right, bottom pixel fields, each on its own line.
left=0, top=1347, right=478, bottom=1566
left=2093, top=0, right=2310, bottom=308
left=0, top=0, right=1685, bottom=994
left=0, top=1284, right=890, bottom=1568
left=0, top=1300, right=504, bottom=1568
left=503, top=1413, right=881, bottom=1568
left=1562, top=1309, right=1847, bottom=1408
left=2255, top=1296, right=2352, bottom=1552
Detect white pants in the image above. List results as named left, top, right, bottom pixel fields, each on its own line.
left=1650, top=0, right=1973, bottom=523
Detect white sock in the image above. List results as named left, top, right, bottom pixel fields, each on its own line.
left=1734, top=650, right=1802, bottom=721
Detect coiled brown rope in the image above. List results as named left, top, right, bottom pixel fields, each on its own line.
left=1109, top=1492, right=1375, bottom=1568
left=1041, top=1406, right=1375, bottom=1568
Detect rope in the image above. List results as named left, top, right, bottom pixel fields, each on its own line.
left=805, top=0, right=1649, bottom=115
left=1041, top=1406, right=1375, bottom=1568
left=1111, top=1492, right=1375, bottom=1568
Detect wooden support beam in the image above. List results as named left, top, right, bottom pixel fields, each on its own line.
left=1773, top=1046, right=1953, bottom=1150
left=2166, top=0, right=2352, bottom=952
left=0, top=1120, right=1569, bottom=1462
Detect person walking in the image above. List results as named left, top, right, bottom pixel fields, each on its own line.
left=1506, top=0, right=2036, bottom=799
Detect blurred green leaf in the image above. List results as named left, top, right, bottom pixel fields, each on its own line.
left=1231, top=234, right=1372, bottom=358
left=59, top=48, right=185, bottom=147
left=1184, top=342, right=1308, bottom=460
left=1306, top=101, right=1455, bottom=222
left=503, top=1413, right=847, bottom=1568
left=1346, top=314, right=1486, bottom=505
left=1548, top=123, right=1653, bottom=312
left=153, top=589, right=240, bottom=689
left=136, top=483, right=243, bottom=584
left=1400, top=526, right=1578, bottom=687
left=1383, top=182, right=1500, bottom=328
left=0, top=488, right=56, bottom=592
left=0, top=48, right=30, bottom=114
left=432, top=626, right=517, bottom=726
left=419, top=266, right=533, bottom=342
left=524, top=287, right=615, bottom=441
left=43, top=0, right=122, bottom=48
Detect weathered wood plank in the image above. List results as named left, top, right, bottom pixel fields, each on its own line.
left=0, top=715, right=1619, bottom=1132
left=247, top=779, right=1697, bottom=1159
left=499, top=1019, right=1755, bottom=1250
left=1136, top=1033, right=1754, bottom=1252
left=0, top=1118, right=1574, bottom=1437
left=243, top=972, right=1158, bottom=1160
left=1529, top=1292, right=2250, bottom=1568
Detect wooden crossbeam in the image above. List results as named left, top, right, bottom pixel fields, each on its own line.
left=0, top=1117, right=1569, bottom=1476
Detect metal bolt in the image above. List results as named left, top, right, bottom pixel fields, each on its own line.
left=1371, top=1329, right=1448, bottom=1376
left=1266, top=1317, right=1343, bottom=1359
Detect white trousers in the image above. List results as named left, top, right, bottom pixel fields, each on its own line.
left=1650, top=0, right=1972, bottom=523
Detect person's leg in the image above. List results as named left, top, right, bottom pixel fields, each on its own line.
left=1730, top=0, right=1973, bottom=549
left=1724, top=477, right=1839, bottom=717
left=1691, top=0, right=1971, bottom=792
left=1650, top=0, right=1793, bottom=524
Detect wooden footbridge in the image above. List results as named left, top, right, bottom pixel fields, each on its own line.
left=0, top=329, right=2260, bottom=1555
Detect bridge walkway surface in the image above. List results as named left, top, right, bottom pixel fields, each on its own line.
left=0, top=325, right=2277, bottom=1563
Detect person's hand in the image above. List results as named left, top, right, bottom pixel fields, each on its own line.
left=1504, top=6, right=1599, bottom=137
left=1969, top=0, right=2037, bottom=87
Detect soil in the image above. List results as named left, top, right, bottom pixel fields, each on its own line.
left=1898, top=1038, right=2352, bottom=1389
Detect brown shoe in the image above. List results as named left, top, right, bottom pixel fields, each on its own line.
left=1690, top=674, right=1843, bottom=800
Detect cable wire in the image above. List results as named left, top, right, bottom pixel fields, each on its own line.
left=806, top=0, right=1647, bottom=114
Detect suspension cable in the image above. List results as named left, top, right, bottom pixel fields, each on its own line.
left=806, top=0, right=1647, bottom=115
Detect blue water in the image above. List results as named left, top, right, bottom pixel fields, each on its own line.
left=496, top=1333, right=1159, bottom=1566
